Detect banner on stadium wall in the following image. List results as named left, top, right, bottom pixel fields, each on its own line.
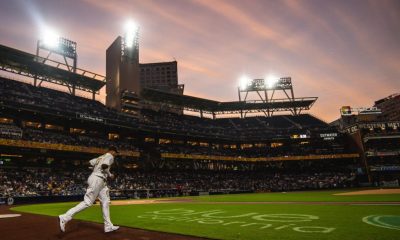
left=7, top=197, right=14, bottom=205
left=370, top=165, right=400, bottom=172
left=366, top=151, right=400, bottom=157
left=345, top=121, right=400, bottom=134
left=380, top=180, right=399, bottom=187
left=76, top=113, right=105, bottom=123
left=0, top=138, right=139, bottom=157
left=0, top=196, right=13, bottom=205
left=160, top=153, right=359, bottom=162
left=0, top=128, right=22, bottom=138
left=376, top=151, right=399, bottom=156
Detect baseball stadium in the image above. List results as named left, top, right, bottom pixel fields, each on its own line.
left=1, top=1, right=400, bottom=240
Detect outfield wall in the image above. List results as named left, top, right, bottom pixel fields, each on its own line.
left=0, top=189, right=256, bottom=205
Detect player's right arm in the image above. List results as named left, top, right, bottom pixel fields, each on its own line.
left=89, top=157, right=98, bottom=166
left=100, top=153, right=114, bottom=179
left=88, top=157, right=98, bottom=170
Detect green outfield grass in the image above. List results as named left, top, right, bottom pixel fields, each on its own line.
left=196, top=189, right=400, bottom=202
left=12, top=189, right=400, bottom=240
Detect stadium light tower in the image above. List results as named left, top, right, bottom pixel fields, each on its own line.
left=35, top=25, right=77, bottom=93
left=37, top=26, right=77, bottom=61
left=237, top=75, right=298, bottom=117
left=122, top=20, right=140, bottom=62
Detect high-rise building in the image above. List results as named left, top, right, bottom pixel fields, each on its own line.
left=106, top=33, right=183, bottom=112
left=106, top=36, right=140, bottom=110
left=375, top=93, right=400, bottom=121
left=139, top=61, right=183, bottom=94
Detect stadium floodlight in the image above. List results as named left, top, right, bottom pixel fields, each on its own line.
left=266, top=74, right=279, bottom=88
left=239, top=75, right=251, bottom=90
left=41, top=27, right=60, bottom=49
left=124, top=20, right=139, bottom=48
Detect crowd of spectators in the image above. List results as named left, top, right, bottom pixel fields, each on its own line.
left=0, top=77, right=136, bottom=125
left=0, top=78, right=358, bottom=199
left=0, top=122, right=137, bottom=151
left=112, top=170, right=354, bottom=193
left=0, top=167, right=355, bottom=198
left=0, top=120, right=345, bottom=159
left=140, top=109, right=331, bottom=140
left=158, top=140, right=346, bottom=158
left=140, top=109, right=231, bottom=138
left=0, top=77, right=339, bottom=142
left=0, top=168, right=87, bottom=197
left=22, top=128, right=137, bottom=151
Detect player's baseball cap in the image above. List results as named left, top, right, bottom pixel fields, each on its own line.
left=108, top=146, right=119, bottom=153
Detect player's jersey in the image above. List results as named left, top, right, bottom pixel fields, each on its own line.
left=89, top=153, right=114, bottom=180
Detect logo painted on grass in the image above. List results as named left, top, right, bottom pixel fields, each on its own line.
left=138, top=208, right=335, bottom=233
left=363, top=215, right=400, bottom=231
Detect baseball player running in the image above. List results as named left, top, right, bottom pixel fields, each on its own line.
left=58, top=146, right=119, bottom=233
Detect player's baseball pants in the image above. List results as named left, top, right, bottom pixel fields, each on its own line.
left=62, top=174, right=113, bottom=228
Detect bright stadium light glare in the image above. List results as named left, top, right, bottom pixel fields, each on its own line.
left=124, top=20, right=139, bottom=48
left=239, top=75, right=251, bottom=90
left=41, top=27, right=60, bottom=48
left=266, top=74, right=279, bottom=88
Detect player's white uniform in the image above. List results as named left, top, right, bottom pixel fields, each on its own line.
left=59, top=153, right=118, bottom=232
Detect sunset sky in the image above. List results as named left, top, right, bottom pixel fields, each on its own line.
left=0, top=0, right=399, bottom=122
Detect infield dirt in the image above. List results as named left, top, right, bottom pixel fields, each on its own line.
left=334, top=188, right=400, bottom=196
left=0, top=206, right=209, bottom=240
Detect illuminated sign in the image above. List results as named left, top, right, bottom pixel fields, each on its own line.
left=319, top=133, right=338, bottom=140
left=291, top=134, right=310, bottom=139
left=340, top=106, right=352, bottom=116
left=340, top=106, right=381, bottom=116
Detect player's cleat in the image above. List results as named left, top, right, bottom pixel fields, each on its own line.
left=58, top=215, right=67, bottom=232
left=104, top=225, right=119, bottom=233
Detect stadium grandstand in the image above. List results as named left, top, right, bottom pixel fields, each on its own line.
left=335, top=105, right=400, bottom=186
left=0, top=28, right=397, bottom=205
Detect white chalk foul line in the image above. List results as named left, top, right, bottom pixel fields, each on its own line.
left=0, top=214, right=22, bottom=219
